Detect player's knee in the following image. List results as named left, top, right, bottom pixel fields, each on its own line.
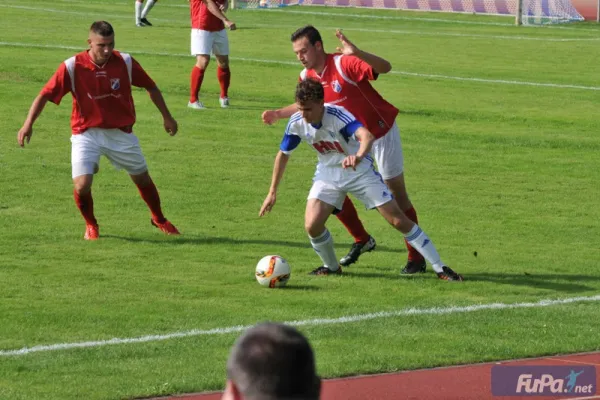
left=305, top=223, right=322, bottom=238
left=195, top=56, right=210, bottom=69
left=73, top=177, right=92, bottom=194
left=391, top=217, right=413, bottom=234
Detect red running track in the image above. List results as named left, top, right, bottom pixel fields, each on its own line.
left=151, top=352, right=600, bottom=400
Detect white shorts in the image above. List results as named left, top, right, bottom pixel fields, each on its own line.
left=70, top=128, right=148, bottom=179
left=372, top=122, right=404, bottom=180
left=308, top=167, right=393, bottom=210
left=191, top=29, right=229, bottom=56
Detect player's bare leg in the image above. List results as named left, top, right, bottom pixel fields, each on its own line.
left=376, top=200, right=462, bottom=281
left=305, top=199, right=342, bottom=276
left=384, top=172, right=426, bottom=274
left=130, top=171, right=180, bottom=235
left=73, top=173, right=99, bottom=240
left=189, top=55, right=209, bottom=109
left=336, top=197, right=376, bottom=267
left=215, top=54, right=230, bottom=108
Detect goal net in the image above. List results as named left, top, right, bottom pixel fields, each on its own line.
left=235, top=0, right=584, bottom=25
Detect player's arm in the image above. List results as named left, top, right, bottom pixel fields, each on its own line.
left=259, top=151, right=290, bottom=217
left=133, top=60, right=177, bottom=136
left=17, top=95, right=50, bottom=147
left=342, top=127, right=375, bottom=170
left=335, top=29, right=391, bottom=74
left=147, top=86, right=178, bottom=136
left=202, top=0, right=236, bottom=30
left=262, top=103, right=297, bottom=125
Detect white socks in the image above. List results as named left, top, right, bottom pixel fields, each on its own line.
left=404, top=224, right=444, bottom=273
left=142, top=0, right=156, bottom=18
left=309, top=229, right=339, bottom=271
left=135, top=1, right=143, bottom=23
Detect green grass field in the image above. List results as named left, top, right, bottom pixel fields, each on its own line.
left=1, top=1, right=600, bottom=399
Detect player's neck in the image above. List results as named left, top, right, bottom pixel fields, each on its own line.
left=87, top=50, right=111, bottom=68
left=313, top=54, right=327, bottom=75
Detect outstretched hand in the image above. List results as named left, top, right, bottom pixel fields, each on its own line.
left=262, top=110, right=279, bottom=125
left=342, top=155, right=361, bottom=170
left=164, top=116, right=178, bottom=136
left=259, top=193, right=276, bottom=216
left=335, top=29, right=360, bottom=56
left=17, top=125, right=33, bottom=147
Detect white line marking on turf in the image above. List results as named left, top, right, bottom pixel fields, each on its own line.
left=3, top=4, right=600, bottom=42
left=1, top=295, right=599, bottom=357
left=1, top=41, right=599, bottom=91
left=250, top=24, right=600, bottom=41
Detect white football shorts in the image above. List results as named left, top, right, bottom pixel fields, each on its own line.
left=70, top=128, right=148, bottom=179
left=191, top=29, right=229, bottom=56
left=308, top=168, right=393, bottom=210
left=371, top=121, right=404, bottom=180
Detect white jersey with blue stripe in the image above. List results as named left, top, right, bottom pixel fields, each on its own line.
left=280, top=104, right=373, bottom=172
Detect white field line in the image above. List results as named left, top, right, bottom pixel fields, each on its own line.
left=253, top=24, right=600, bottom=41
left=17, top=0, right=600, bottom=32
left=1, top=294, right=600, bottom=357
left=2, top=41, right=600, bottom=91
left=3, top=4, right=600, bottom=42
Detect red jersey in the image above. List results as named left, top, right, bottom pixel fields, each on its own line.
left=301, top=53, right=399, bottom=139
left=190, top=0, right=225, bottom=31
left=40, top=50, right=156, bottom=134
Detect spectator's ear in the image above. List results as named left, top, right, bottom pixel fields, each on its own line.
left=221, top=380, right=242, bottom=400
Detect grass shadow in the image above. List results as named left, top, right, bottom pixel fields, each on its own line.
left=465, top=272, right=599, bottom=293
left=102, top=234, right=402, bottom=254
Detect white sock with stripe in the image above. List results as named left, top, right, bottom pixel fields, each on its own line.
left=135, top=1, right=143, bottom=23
left=309, top=229, right=339, bottom=271
left=404, top=225, right=445, bottom=273
left=142, top=0, right=155, bottom=18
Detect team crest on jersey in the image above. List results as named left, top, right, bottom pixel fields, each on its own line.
left=331, top=80, right=342, bottom=93
left=110, top=78, right=120, bottom=90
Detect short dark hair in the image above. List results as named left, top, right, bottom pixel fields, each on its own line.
left=295, top=79, right=324, bottom=105
left=89, top=21, right=114, bottom=37
left=290, top=25, right=322, bottom=47
left=227, top=322, right=321, bottom=400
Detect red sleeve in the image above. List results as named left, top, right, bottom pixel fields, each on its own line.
left=340, top=55, right=378, bottom=83
left=40, top=63, right=71, bottom=105
left=130, top=57, right=156, bottom=90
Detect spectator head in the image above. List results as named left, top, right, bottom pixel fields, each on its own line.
left=222, top=322, right=321, bottom=400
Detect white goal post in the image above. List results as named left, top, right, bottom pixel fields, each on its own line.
left=233, top=0, right=584, bottom=25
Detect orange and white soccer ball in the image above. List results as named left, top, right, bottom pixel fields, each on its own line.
left=255, top=255, right=291, bottom=288
left=259, top=0, right=269, bottom=7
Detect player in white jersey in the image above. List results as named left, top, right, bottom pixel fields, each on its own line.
left=259, top=79, right=463, bottom=280
left=135, top=0, right=157, bottom=27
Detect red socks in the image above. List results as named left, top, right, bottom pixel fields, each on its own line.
left=136, top=181, right=166, bottom=224
left=335, top=196, right=370, bottom=244
left=74, top=190, right=97, bottom=226
left=217, top=66, right=230, bottom=98
left=190, top=66, right=205, bottom=103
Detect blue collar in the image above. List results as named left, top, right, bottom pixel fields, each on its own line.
left=310, top=121, right=323, bottom=129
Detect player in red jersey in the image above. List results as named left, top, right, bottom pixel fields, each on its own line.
left=262, top=26, right=432, bottom=277
left=17, top=21, right=180, bottom=240
left=188, top=0, right=236, bottom=110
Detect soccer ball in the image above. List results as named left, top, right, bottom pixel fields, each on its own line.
left=255, top=255, right=291, bottom=288
left=258, top=0, right=269, bottom=7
